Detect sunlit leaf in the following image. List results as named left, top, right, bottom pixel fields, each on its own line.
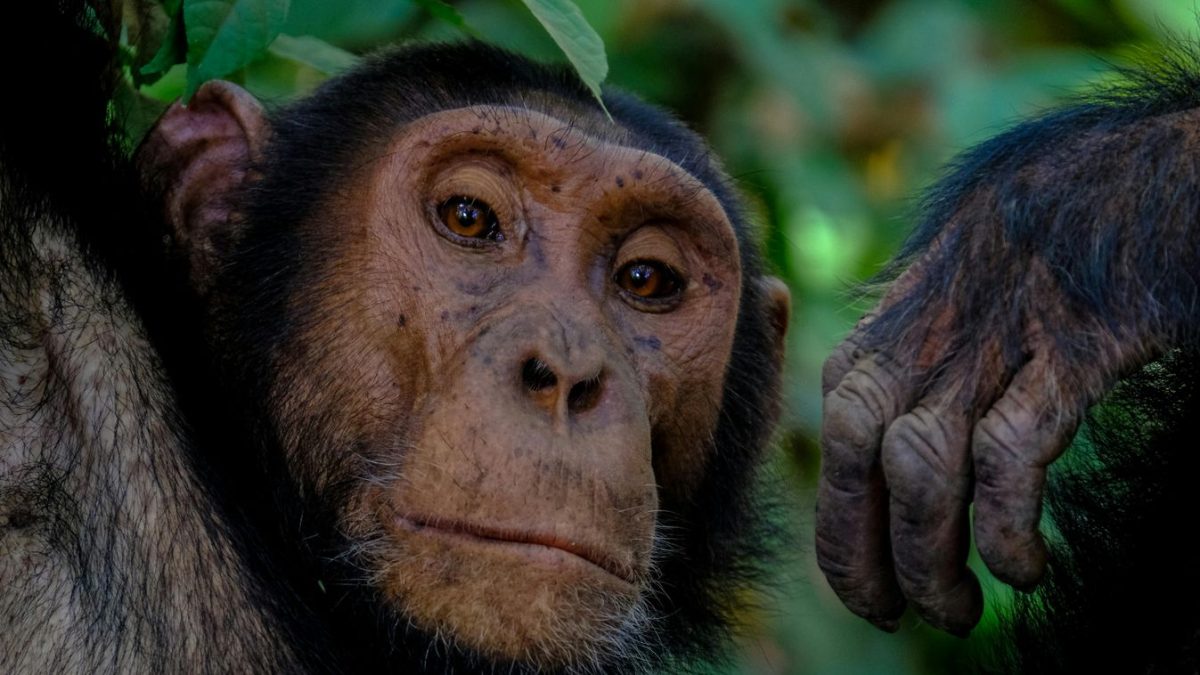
left=1116, top=0, right=1200, bottom=41
left=183, top=0, right=290, bottom=101
left=413, top=0, right=468, bottom=29
left=518, top=0, right=609, bottom=115
left=137, top=0, right=185, bottom=85
left=268, top=34, right=358, bottom=76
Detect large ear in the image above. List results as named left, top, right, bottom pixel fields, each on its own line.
left=758, top=276, right=792, bottom=361
left=138, top=81, right=268, bottom=296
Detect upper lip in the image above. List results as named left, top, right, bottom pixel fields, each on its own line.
left=393, top=512, right=637, bottom=584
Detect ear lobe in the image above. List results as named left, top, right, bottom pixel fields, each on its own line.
left=138, top=80, right=268, bottom=296
left=758, top=276, right=792, bottom=360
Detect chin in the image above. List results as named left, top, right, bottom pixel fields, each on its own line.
left=374, top=517, right=650, bottom=667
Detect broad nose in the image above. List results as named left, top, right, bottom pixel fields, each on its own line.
left=519, top=350, right=606, bottom=418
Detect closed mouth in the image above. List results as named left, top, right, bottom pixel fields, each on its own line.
left=393, top=513, right=637, bottom=585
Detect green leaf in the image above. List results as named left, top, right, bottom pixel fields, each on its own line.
left=113, top=77, right=171, bottom=149
left=413, top=0, right=467, bottom=29
left=518, top=0, right=609, bottom=116
left=182, top=0, right=290, bottom=102
left=267, top=34, right=359, bottom=76
left=137, top=0, right=186, bottom=86
left=1116, top=0, right=1200, bottom=41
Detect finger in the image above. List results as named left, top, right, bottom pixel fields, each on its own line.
left=822, top=315, right=875, bottom=395
left=822, top=257, right=939, bottom=395
left=972, top=355, right=1080, bottom=589
left=882, top=399, right=982, bottom=636
left=822, top=336, right=864, bottom=396
left=817, top=353, right=915, bottom=630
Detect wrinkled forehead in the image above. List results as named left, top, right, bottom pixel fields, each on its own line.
left=381, top=105, right=729, bottom=212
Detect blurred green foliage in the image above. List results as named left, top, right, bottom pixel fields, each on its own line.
left=113, top=0, right=1194, bottom=671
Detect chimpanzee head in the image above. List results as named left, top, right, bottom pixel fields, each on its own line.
left=140, top=42, right=790, bottom=673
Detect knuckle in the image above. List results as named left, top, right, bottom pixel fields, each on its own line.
left=820, top=389, right=886, bottom=480
left=983, top=399, right=1029, bottom=445
left=882, top=407, right=968, bottom=498
left=823, top=385, right=880, bottom=446
left=973, top=409, right=1031, bottom=473
left=821, top=344, right=856, bottom=395
left=824, top=361, right=900, bottom=430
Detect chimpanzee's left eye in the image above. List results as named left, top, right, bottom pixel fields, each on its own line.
left=437, top=196, right=504, bottom=242
left=614, top=259, right=684, bottom=302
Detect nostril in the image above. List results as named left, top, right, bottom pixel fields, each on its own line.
left=522, top=357, right=558, bottom=392
left=567, top=375, right=603, bottom=414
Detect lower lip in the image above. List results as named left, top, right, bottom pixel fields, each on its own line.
left=392, top=515, right=635, bottom=586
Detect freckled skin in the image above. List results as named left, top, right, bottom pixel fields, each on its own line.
left=182, top=104, right=751, bottom=666
left=4, top=31, right=794, bottom=674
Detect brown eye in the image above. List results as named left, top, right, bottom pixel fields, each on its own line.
left=437, top=196, right=504, bottom=242
left=615, top=260, right=683, bottom=301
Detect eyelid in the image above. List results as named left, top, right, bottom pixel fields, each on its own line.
left=613, top=259, right=686, bottom=311
left=425, top=159, right=522, bottom=245
left=612, top=226, right=689, bottom=276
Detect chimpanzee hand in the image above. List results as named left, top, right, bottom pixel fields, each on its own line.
left=814, top=102, right=1200, bottom=635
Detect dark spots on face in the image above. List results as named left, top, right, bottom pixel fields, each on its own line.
left=632, top=169, right=644, bottom=180
left=452, top=305, right=483, bottom=322
left=634, top=335, right=662, bottom=351
left=551, top=185, right=561, bottom=193
left=440, top=310, right=450, bottom=322
left=397, top=314, right=407, bottom=328
left=702, top=273, right=724, bottom=294
left=615, top=176, right=625, bottom=188
left=17, top=375, right=27, bottom=386
left=472, top=126, right=482, bottom=134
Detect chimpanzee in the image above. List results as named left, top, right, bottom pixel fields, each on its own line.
left=817, top=49, right=1200, bottom=671
left=0, top=3, right=791, bottom=674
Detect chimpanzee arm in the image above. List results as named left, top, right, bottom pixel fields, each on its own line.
left=0, top=176, right=318, bottom=671
left=0, top=5, right=313, bottom=670
left=816, top=60, right=1200, bottom=635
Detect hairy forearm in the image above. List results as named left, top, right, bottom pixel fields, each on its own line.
left=817, top=57, right=1200, bottom=637
left=0, top=197, right=304, bottom=671
left=865, top=98, right=1200, bottom=374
